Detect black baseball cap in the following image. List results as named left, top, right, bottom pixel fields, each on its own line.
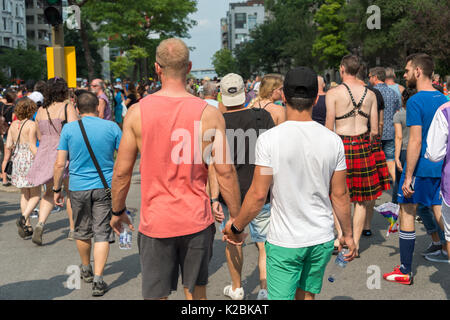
left=283, top=67, right=318, bottom=99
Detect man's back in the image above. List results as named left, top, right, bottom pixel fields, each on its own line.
left=138, top=94, right=214, bottom=239
left=58, top=116, right=122, bottom=191
left=312, top=95, right=327, bottom=125
left=327, top=83, right=377, bottom=136
left=374, top=83, right=399, bottom=140
left=222, top=108, right=274, bottom=202
left=407, top=90, right=448, bottom=177
left=256, top=121, right=346, bottom=248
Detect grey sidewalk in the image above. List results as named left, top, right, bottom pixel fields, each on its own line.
left=0, top=175, right=449, bottom=300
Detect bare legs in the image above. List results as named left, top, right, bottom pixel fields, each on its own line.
left=295, top=288, right=315, bottom=300
left=63, top=178, right=74, bottom=231
left=225, top=243, right=243, bottom=290
left=37, top=181, right=54, bottom=225
left=364, top=200, right=376, bottom=231
left=255, top=242, right=267, bottom=290
left=20, top=186, right=41, bottom=226
left=76, top=239, right=110, bottom=279
left=353, top=202, right=368, bottom=252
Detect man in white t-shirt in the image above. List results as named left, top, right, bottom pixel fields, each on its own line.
left=223, top=67, right=356, bottom=300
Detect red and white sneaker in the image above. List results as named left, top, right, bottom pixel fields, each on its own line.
left=383, top=266, right=413, bottom=285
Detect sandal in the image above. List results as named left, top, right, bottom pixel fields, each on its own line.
left=362, top=229, right=372, bottom=237
left=24, top=226, right=33, bottom=237
left=16, top=216, right=27, bottom=239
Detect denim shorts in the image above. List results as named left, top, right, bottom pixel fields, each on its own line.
left=382, top=139, right=395, bottom=161
left=219, top=203, right=271, bottom=243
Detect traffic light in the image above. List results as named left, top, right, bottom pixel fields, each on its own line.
left=44, top=0, right=63, bottom=26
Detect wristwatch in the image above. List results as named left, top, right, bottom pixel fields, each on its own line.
left=231, top=223, right=243, bottom=235
left=52, top=187, right=62, bottom=193
left=112, top=207, right=126, bottom=217
left=210, top=198, right=219, bottom=204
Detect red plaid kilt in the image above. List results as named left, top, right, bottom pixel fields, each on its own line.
left=371, top=135, right=391, bottom=192
left=340, top=133, right=382, bottom=202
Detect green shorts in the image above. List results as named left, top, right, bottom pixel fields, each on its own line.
left=265, top=240, right=334, bottom=299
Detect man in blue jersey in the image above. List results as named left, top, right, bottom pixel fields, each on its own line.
left=383, top=53, right=448, bottom=285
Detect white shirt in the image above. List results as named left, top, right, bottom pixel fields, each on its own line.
left=205, top=99, right=219, bottom=109
left=255, top=121, right=346, bottom=248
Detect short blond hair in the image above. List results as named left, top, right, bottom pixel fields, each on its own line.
left=156, top=38, right=190, bottom=78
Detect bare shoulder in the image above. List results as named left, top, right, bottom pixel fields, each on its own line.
left=326, top=85, right=344, bottom=98
left=365, top=88, right=376, bottom=102
left=201, top=105, right=225, bottom=128
left=125, top=102, right=141, bottom=121
left=202, top=104, right=223, bottom=119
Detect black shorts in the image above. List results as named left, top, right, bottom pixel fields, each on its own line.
left=137, top=223, right=216, bottom=299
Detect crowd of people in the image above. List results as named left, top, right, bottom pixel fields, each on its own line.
left=0, top=37, right=450, bottom=300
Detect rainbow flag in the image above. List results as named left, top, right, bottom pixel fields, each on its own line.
left=374, top=202, right=400, bottom=236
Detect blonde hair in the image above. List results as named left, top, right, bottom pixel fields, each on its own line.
left=249, top=74, right=283, bottom=107
left=156, top=38, right=190, bottom=78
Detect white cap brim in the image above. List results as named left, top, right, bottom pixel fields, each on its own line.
left=221, top=92, right=246, bottom=107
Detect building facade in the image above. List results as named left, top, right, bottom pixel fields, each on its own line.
left=0, top=0, right=26, bottom=49
left=221, top=0, right=265, bottom=52
left=25, top=0, right=51, bottom=52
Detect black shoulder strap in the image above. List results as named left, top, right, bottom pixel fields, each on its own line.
left=342, top=83, right=368, bottom=109
left=252, top=108, right=264, bottom=137
left=11, top=120, right=28, bottom=156
left=78, top=119, right=111, bottom=195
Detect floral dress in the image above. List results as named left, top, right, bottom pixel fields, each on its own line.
left=11, top=143, right=36, bottom=189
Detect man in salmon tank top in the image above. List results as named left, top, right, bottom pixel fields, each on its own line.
left=110, top=38, right=241, bottom=300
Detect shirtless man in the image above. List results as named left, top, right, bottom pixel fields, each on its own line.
left=110, top=38, right=241, bottom=300
left=326, top=54, right=381, bottom=255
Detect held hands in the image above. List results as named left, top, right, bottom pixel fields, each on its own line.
left=222, top=219, right=247, bottom=246
left=212, top=201, right=224, bottom=223
left=110, top=212, right=135, bottom=236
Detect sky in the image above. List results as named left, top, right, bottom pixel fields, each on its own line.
left=182, top=0, right=235, bottom=72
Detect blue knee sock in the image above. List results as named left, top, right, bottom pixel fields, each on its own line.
left=399, top=230, right=415, bottom=274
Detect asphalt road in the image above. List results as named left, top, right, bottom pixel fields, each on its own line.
left=0, top=167, right=449, bottom=300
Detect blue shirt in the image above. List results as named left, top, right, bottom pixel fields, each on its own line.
left=375, top=83, right=400, bottom=140
left=406, top=90, right=448, bottom=178
left=58, top=116, right=122, bottom=191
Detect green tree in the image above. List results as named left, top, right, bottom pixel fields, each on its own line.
left=81, top=0, right=197, bottom=80
left=344, top=0, right=450, bottom=75
left=0, top=47, right=45, bottom=81
left=232, top=0, right=324, bottom=77
left=109, top=55, right=134, bottom=80
left=312, top=0, right=348, bottom=69
left=212, top=49, right=238, bottom=77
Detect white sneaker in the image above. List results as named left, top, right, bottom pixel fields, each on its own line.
left=223, top=285, right=244, bottom=300
left=257, top=289, right=268, bottom=300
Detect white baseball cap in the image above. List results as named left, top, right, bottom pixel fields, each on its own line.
left=220, top=73, right=245, bottom=107
left=28, top=91, right=44, bottom=105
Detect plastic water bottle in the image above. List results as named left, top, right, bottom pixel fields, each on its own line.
left=327, top=248, right=349, bottom=283
left=119, top=211, right=133, bottom=250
